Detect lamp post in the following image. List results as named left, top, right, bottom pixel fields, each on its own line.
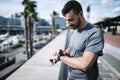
left=86, top=4, right=91, bottom=21
left=7, top=19, right=10, bottom=35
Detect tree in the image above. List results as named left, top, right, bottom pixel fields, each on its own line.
left=22, top=0, right=30, bottom=59
left=51, top=11, right=59, bottom=38
left=27, top=1, right=38, bottom=57
left=22, top=0, right=38, bottom=59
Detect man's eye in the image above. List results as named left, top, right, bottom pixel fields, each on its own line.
left=69, top=19, right=73, bottom=21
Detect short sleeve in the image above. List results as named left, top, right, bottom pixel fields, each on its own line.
left=85, top=31, right=104, bottom=56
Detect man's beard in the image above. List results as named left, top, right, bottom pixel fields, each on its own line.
left=70, top=17, right=81, bottom=30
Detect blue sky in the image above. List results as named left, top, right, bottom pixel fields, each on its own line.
left=0, top=0, right=120, bottom=24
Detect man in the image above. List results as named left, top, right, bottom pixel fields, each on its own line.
left=50, top=0, right=104, bottom=80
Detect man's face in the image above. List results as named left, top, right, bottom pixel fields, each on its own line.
left=64, top=10, right=81, bottom=30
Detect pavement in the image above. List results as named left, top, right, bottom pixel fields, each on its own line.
left=104, top=33, right=120, bottom=48
left=6, top=30, right=67, bottom=80
left=98, top=33, right=120, bottom=80
left=5, top=31, right=120, bottom=80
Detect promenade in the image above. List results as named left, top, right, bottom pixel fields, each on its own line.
left=6, top=30, right=120, bottom=80
left=6, top=30, right=67, bottom=80
left=98, top=33, right=120, bottom=80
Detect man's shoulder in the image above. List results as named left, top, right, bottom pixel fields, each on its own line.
left=86, top=23, right=101, bottom=34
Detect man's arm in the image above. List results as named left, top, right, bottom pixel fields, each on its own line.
left=64, top=48, right=70, bottom=56
left=60, top=51, right=98, bottom=71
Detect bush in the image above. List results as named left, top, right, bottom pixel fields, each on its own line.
left=11, top=43, right=23, bottom=49
left=45, top=37, right=53, bottom=44
left=19, top=41, right=25, bottom=44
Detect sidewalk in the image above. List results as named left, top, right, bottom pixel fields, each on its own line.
left=98, top=33, right=120, bottom=80
left=6, top=31, right=67, bottom=80
left=104, top=33, right=120, bottom=60
left=104, top=33, right=120, bottom=48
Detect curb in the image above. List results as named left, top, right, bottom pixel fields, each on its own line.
left=99, top=57, right=120, bottom=79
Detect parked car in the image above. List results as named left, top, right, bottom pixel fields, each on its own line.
left=33, top=43, right=46, bottom=49
left=0, top=39, right=11, bottom=52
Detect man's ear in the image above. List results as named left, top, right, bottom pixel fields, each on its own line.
left=79, top=11, right=83, bottom=16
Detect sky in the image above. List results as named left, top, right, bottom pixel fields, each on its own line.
left=0, top=0, right=120, bottom=24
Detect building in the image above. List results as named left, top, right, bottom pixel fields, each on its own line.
left=95, top=15, right=120, bottom=35
left=54, top=17, right=66, bottom=29
left=0, top=16, right=23, bottom=35
left=35, top=25, right=52, bottom=35
left=35, top=19, right=52, bottom=35
left=0, top=16, right=51, bottom=35
left=0, top=15, right=66, bottom=36
left=34, top=17, right=66, bottom=35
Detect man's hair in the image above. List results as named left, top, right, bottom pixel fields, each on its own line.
left=62, top=0, right=83, bottom=16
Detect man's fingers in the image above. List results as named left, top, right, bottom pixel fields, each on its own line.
left=49, top=56, right=57, bottom=65
left=49, top=59, right=58, bottom=65
left=54, top=51, right=57, bottom=56
left=55, top=51, right=57, bottom=56
left=52, top=56, right=58, bottom=60
left=49, top=59, right=54, bottom=65
left=53, top=51, right=57, bottom=56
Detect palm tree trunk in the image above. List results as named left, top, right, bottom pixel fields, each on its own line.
left=52, top=16, right=55, bottom=39
left=31, top=21, right=34, bottom=56
left=28, top=17, right=33, bottom=57
left=26, top=21, right=30, bottom=59
left=24, top=9, right=30, bottom=59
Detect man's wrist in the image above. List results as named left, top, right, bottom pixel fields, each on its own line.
left=64, top=53, right=70, bottom=57
left=57, top=53, right=64, bottom=61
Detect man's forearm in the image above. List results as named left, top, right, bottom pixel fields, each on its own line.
left=60, top=56, right=86, bottom=71
left=60, top=52, right=98, bottom=71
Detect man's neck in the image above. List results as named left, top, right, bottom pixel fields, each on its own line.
left=78, top=21, right=88, bottom=30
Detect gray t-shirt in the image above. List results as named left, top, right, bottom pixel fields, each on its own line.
left=68, top=23, right=104, bottom=80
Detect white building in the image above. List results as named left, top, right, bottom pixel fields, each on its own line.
left=54, top=17, right=66, bottom=29
left=35, top=25, right=52, bottom=35
left=0, top=16, right=23, bottom=35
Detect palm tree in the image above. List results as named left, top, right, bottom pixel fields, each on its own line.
left=51, top=11, right=59, bottom=38
left=22, top=0, right=30, bottom=59
left=22, top=0, right=38, bottom=59
left=27, top=1, right=38, bottom=57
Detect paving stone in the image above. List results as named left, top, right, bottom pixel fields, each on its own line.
left=102, top=54, right=120, bottom=73
left=100, top=73, right=113, bottom=78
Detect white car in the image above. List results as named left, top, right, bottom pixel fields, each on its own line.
left=0, top=39, right=11, bottom=52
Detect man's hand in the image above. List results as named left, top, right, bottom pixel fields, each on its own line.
left=49, top=51, right=58, bottom=65
left=49, top=49, right=64, bottom=65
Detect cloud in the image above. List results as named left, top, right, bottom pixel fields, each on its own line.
left=101, top=0, right=114, bottom=5
left=101, top=0, right=120, bottom=7
left=89, top=5, right=117, bottom=24
left=0, top=0, right=23, bottom=17
left=0, top=0, right=119, bottom=24
left=112, top=7, right=120, bottom=13
left=101, top=0, right=109, bottom=4
left=115, top=1, right=120, bottom=6
left=35, top=0, right=68, bottom=23
left=0, top=0, right=68, bottom=24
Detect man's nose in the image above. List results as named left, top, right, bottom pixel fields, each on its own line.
left=68, top=22, right=72, bottom=26
left=68, top=21, right=71, bottom=25
left=66, top=21, right=70, bottom=26
left=68, top=24, right=71, bottom=27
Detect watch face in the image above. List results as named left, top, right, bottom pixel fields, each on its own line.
left=59, top=49, right=64, bottom=54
